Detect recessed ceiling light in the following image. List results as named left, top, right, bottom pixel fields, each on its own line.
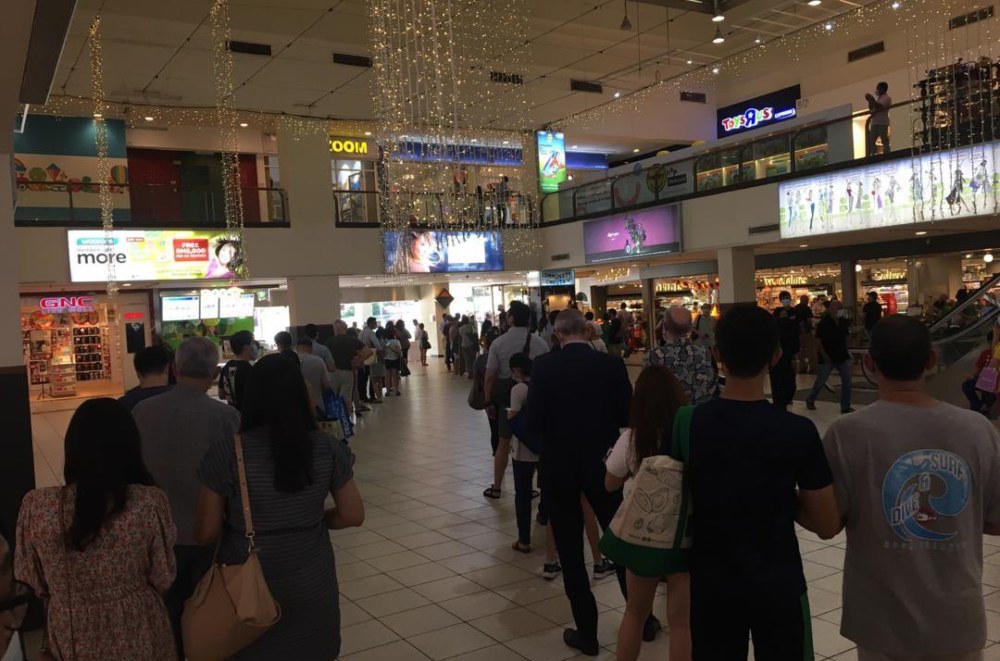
left=754, top=36, right=762, bottom=44
left=712, top=66, right=720, bottom=74
left=122, top=283, right=132, bottom=287
left=633, top=148, right=640, bottom=153
left=364, top=131, right=372, bottom=136
left=686, top=59, right=693, bottom=65
left=799, top=244, right=808, bottom=248
left=966, top=253, right=973, bottom=259
left=239, top=122, right=249, bottom=127
left=712, top=27, right=725, bottom=44
left=143, top=116, right=154, bottom=122
left=824, top=22, right=833, bottom=30
left=712, top=10, right=725, bottom=21
left=891, top=1, right=900, bottom=8
left=808, top=0, right=821, bottom=6
left=915, top=230, right=927, bottom=236
left=614, top=91, right=621, bottom=98
left=93, top=112, right=103, bottom=119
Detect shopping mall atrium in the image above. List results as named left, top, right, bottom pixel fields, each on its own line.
left=4, top=0, right=1000, bottom=659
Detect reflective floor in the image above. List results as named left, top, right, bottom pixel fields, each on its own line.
left=28, top=360, right=1000, bottom=660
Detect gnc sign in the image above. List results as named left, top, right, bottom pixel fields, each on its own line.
left=39, top=296, right=95, bottom=312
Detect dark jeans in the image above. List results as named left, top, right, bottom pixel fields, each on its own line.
left=445, top=338, right=453, bottom=368
left=512, top=460, right=538, bottom=545
left=807, top=358, right=852, bottom=411
left=769, top=354, right=797, bottom=409
left=164, top=545, right=213, bottom=658
left=867, top=124, right=890, bottom=156
left=692, top=585, right=812, bottom=660
left=963, top=378, right=997, bottom=411
left=542, top=460, right=628, bottom=642
left=358, top=365, right=371, bottom=402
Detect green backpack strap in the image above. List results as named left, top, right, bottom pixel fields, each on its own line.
left=670, top=405, right=695, bottom=465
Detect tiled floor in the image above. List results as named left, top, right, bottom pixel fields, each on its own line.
left=28, top=361, right=1000, bottom=660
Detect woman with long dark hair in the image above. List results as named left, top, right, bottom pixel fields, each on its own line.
left=604, top=365, right=691, bottom=661
left=193, top=354, right=363, bottom=660
left=15, top=398, right=177, bottom=660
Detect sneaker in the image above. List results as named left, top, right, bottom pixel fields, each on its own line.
left=841, top=407, right=856, bottom=414
left=542, top=561, right=562, bottom=580
left=593, top=558, right=615, bottom=579
left=805, top=399, right=817, bottom=410
left=563, top=629, right=599, bottom=656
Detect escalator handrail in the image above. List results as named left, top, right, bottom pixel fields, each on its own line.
left=930, top=306, right=1000, bottom=352
left=928, top=272, right=1000, bottom=334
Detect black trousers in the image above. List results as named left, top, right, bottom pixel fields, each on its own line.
left=770, top=354, right=797, bottom=409
left=542, top=460, right=627, bottom=642
left=867, top=124, right=890, bottom=156
left=164, top=545, right=213, bottom=658
left=358, top=365, right=371, bottom=402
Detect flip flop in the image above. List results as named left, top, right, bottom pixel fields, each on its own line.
left=483, top=486, right=501, bottom=499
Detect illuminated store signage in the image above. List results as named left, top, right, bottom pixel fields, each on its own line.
left=778, top=138, right=1000, bottom=239
left=540, top=269, right=575, bottom=287
left=39, top=296, right=94, bottom=312
left=329, top=137, right=372, bottom=155
left=716, top=85, right=801, bottom=139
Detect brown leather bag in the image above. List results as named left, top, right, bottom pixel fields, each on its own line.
left=181, top=434, right=281, bottom=661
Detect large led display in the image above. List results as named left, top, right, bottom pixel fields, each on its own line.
left=384, top=230, right=504, bottom=273
left=583, top=205, right=682, bottom=264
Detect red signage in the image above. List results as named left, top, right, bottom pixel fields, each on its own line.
left=173, top=238, right=210, bottom=262
left=39, top=296, right=95, bottom=312
left=123, top=312, right=144, bottom=320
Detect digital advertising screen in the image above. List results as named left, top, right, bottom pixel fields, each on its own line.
left=161, top=296, right=201, bottom=322
left=583, top=205, right=682, bottom=264
left=537, top=131, right=567, bottom=193
left=778, top=141, right=1000, bottom=239
left=68, top=229, right=244, bottom=283
left=384, top=230, right=504, bottom=273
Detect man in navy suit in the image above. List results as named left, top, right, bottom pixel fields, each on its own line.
left=527, top=308, right=635, bottom=655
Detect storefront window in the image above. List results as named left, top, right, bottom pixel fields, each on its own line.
left=333, top=159, right=377, bottom=223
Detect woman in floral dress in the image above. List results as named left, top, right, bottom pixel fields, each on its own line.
left=15, top=398, right=177, bottom=661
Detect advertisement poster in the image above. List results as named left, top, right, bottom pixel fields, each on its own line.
left=779, top=142, right=1000, bottom=239
left=583, top=205, right=682, bottom=264
left=537, top=131, right=567, bottom=193
left=68, top=230, right=242, bottom=282
left=384, top=230, right=504, bottom=273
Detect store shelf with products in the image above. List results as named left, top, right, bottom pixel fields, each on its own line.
left=48, top=362, right=77, bottom=397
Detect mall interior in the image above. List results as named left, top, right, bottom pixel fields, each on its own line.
left=5, top=0, right=1000, bottom=659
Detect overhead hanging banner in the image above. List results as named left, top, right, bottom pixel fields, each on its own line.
left=778, top=142, right=1000, bottom=239
left=67, top=229, right=242, bottom=282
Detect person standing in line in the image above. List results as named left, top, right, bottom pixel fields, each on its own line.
left=607, top=309, right=625, bottom=358
left=691, top=304, right=716, bottom=353
left=605, top=365, right=691, bottom=661
left=383, top=326, right=403, bottom=396
left=132, top=337, right=240, bottom=657
left=450, top=317, right=465, bottom=376
left=296, top=337, right=332, bottom=416
left=865, top=81, right=892, bottom=156
left=483, top=301, right=549, bottom=499
left=498, top=307, right=510, bottom=333
left=118, top=344, right=173, bottom=411
left=645, top=306, right=717, bottom=405
left=795, top=295, right=817, bottom=374
left=508, top=353, right=541, bottom=554
left=418, top=322, right=430, bottom=366
left=460, top=315, right=480, bottom=378
left=442, top=314, right=455, bottom=372
left=619, top=303, right=634, bottom=355
left=327, top=320, right=371, bottom=419
left=274, top=331, right=299, bottom=363
left=587, top=321, right=609, bottom=353
left=369, top=325, right=388, bottom=401
left=686, top=304, right=840, bottom=660
left=806, top=299, right=855, bottom=414
left=193, top=355, right=364, bottom=661
left=219, top=329, right=255, bottom=409
left=303, top=323, right=335, bottom=372
left=863, top=291, right=883, bottom=335
left=823, top=315, right=1000, bottom=661
left=359, top=317, right=382, bottom=403
left=395, top=319, right=412, bottom=376
left=475, top=328, right=503, bottom=457
left=771, top=291, right=803, bottom=411
left=17, top=398, right=178, bottom=661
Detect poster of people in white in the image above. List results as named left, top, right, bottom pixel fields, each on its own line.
left=778, top=143, right=1000, bottom=239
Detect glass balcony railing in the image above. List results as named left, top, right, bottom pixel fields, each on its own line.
left=14, top=182, right=289, bottom=226
left=333, top=187, right=537, bottom=227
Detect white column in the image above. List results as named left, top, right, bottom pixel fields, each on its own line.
left=717, top=247, right=757, bottom=304
left=287, top=275, right=341, bottom=325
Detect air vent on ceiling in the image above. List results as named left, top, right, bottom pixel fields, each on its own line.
left=680, top=91, right=707, bottom=103
left=551, top=253, right=571, bottom=261
left=333, top=53, right=373, bottom=68
left=848, top=41, right=885, bottom=62
left=227, top=40, right=271, bottom=56
left=570, top=80, right=603, bottom=94
left=748, top=223, right=780, bottom=236
left=949, top=5, right=994, bottom=29
left=490, top=71, right=524, bottom=85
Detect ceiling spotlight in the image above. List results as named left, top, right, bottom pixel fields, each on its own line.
left=965, top=253, right=973, bottom=259
left=239, top=122, right=249, bottom=127
left=915, top=230, right=927, bottom=236
left=891, top=1, right=900, bottom=8
left=143, top=116, right=154, bottom=122
left=799, top=244, right=808, bottom=248
left=712, top=66, right=720, bottom=74
left=712, top=27, right=725, bottom=44
left=633, top=148, right=640, bottom=153
left=620, top=0, right=633, bottom=31
left=93, top=112, right=102, bottom=119
left=754, top=36, right=762, bottom=44
left=686, top=59, right=693, bottom=65
left=986, top=252, right=995, bottom=263
left=824, top=22, right=833, bottom=30
left=614, top=91, right=621, bottom=98
left=364, top=131, right=372, bottom=136
left=712, top=0, right=725, bottom=21
left=808, top=0, right=821, bottom=6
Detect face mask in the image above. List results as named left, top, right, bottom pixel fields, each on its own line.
left=781, top=299, right=792, bottom=308
left=837, top=309, right=848, bottom=319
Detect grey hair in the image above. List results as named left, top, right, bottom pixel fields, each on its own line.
left=175, top=337, right=219, bottom=379
left=554, top=309, right=588, bottom=337
left=665, top=306, right=693, bottom=336
left=333, top=319, right=348, bottom=334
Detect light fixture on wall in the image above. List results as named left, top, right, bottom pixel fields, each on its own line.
left=620, top=0, right=632, bottom=30
left=712, top=27, right=725, bottom=44
left=854, top=264, right=863, bottom=273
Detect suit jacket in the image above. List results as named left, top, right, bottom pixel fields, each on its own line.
left=527, top=342, right=632, bottom=485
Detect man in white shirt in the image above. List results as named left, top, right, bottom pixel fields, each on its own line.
left=358, top=317, right=382, bottom=402
left=483, top=301, right=549, bottom=499
left=865, top=81, right=892, bottom=156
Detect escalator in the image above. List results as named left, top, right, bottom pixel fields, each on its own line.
left=924, top=272, right=1000, bottom=406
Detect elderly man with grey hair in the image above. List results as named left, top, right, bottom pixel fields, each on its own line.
left=132, top=337, right=241, bottom=658
left=646, top=305, right=717, bottom=405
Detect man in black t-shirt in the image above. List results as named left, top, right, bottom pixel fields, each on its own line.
left=862, top=291, right=883, bottom=333
left=688, top=304, right=839, bottom=660
left=770, top=291, right=802, bottom=410
left=218, top=330, right=255, bottom=409
left=327, top=319, right=371, bottom=417
left=806, top=299, right=854, bottom=414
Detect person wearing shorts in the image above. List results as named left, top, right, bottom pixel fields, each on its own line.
left=326, top=320, right=370, bottom=417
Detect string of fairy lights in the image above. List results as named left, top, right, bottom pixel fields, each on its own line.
left=88, top=15, right=117, bottom=297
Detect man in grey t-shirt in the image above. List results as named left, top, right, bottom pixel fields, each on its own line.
left=823, top=316, right=1000, bottom=660
left=296, top=337, right=331, bottom=416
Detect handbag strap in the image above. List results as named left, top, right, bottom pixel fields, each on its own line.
left=233, top=435, right=256, bottom=551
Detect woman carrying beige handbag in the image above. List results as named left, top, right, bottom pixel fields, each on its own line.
left=191, top=355, right=364, bottom=661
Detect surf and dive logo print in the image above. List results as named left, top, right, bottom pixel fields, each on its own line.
left=882, top=449, right=971, bottom=542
